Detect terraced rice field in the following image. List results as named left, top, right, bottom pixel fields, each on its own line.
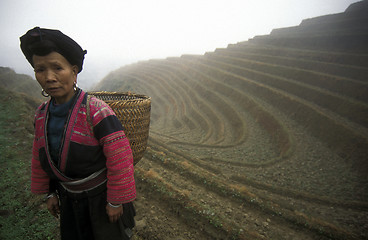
left=93, top=4, right=368, bottom=239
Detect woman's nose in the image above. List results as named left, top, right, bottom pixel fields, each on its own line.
left=45, top=70, right=56, bottom=81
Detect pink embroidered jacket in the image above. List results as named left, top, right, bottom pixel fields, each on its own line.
left=31, top=90, right=136, bottom=204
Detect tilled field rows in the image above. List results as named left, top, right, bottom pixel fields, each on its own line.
left=94, top=9, right=368, bottom=238
left=133, top=136, right=367, bottom=239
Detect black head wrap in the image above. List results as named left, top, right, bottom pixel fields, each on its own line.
left=20, top=27, right=87, bottom=73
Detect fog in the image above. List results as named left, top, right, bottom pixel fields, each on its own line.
left=0, top=0, right=359, bottom=89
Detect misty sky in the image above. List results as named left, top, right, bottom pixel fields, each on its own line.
left=0, top=0, right=360, bottom=89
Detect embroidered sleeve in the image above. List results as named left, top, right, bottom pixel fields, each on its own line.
left=90, top=97, right=136, bottom=204
left=31, top=136, right=50, bottom=194
left=31, top=104, right=50, bottom=194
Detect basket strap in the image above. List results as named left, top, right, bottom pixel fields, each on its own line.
left=86, top=95, right=93, bottom=131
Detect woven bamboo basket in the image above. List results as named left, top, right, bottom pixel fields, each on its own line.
left=88, top=91, right=151, bottom=165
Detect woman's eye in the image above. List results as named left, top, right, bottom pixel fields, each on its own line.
left=34, top=68, right=44, bottom=73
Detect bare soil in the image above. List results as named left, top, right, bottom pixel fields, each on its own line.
left=130, top=101, right=368, bottom=240
left=89, top=4, right=368, bottom=238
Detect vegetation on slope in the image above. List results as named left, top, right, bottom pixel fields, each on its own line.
left=0, top=87, right=58, bottom=239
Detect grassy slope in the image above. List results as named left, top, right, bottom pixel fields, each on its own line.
left=0, top=87, right=59, bottom=240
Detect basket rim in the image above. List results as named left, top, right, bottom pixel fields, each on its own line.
left=88, top=91, right=151, bottom=101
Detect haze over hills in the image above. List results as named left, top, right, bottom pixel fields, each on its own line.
left=91, top=1, right=368, bottom=239
left=93, top=0, right=368, bottom=171
left=1, top=1, right=368, bottom=238
left=251, top=0, right=368, bottom=52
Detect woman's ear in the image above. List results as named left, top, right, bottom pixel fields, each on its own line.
left=72, top=65, right=79, bottom=75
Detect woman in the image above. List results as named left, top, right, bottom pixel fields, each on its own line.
left=20, top=27, right=136, bottom=240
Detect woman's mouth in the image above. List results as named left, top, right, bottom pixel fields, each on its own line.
left=47, top=87, right=60, bottom=93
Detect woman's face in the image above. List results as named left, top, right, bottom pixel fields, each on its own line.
left=33, top=52, right=78, bottom=104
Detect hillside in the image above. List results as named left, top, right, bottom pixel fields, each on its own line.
left=0, top=67, right=42, bottom=101
left=0, top=86, right=59, bottom=239
left=252, top=0, right=368, bottom=53
left=93, top=1, right=368, bottom=239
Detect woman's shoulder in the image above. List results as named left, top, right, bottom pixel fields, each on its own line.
left=34, top=100, right=49, bottom=114
left=88, top=95, right=110, bottom=109
left=87, top=94, right=116, bottom=118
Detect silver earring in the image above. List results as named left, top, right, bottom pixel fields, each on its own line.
left=74, top=82, right=79, bottom=91
left=41, top=89, right=49, bottom=97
